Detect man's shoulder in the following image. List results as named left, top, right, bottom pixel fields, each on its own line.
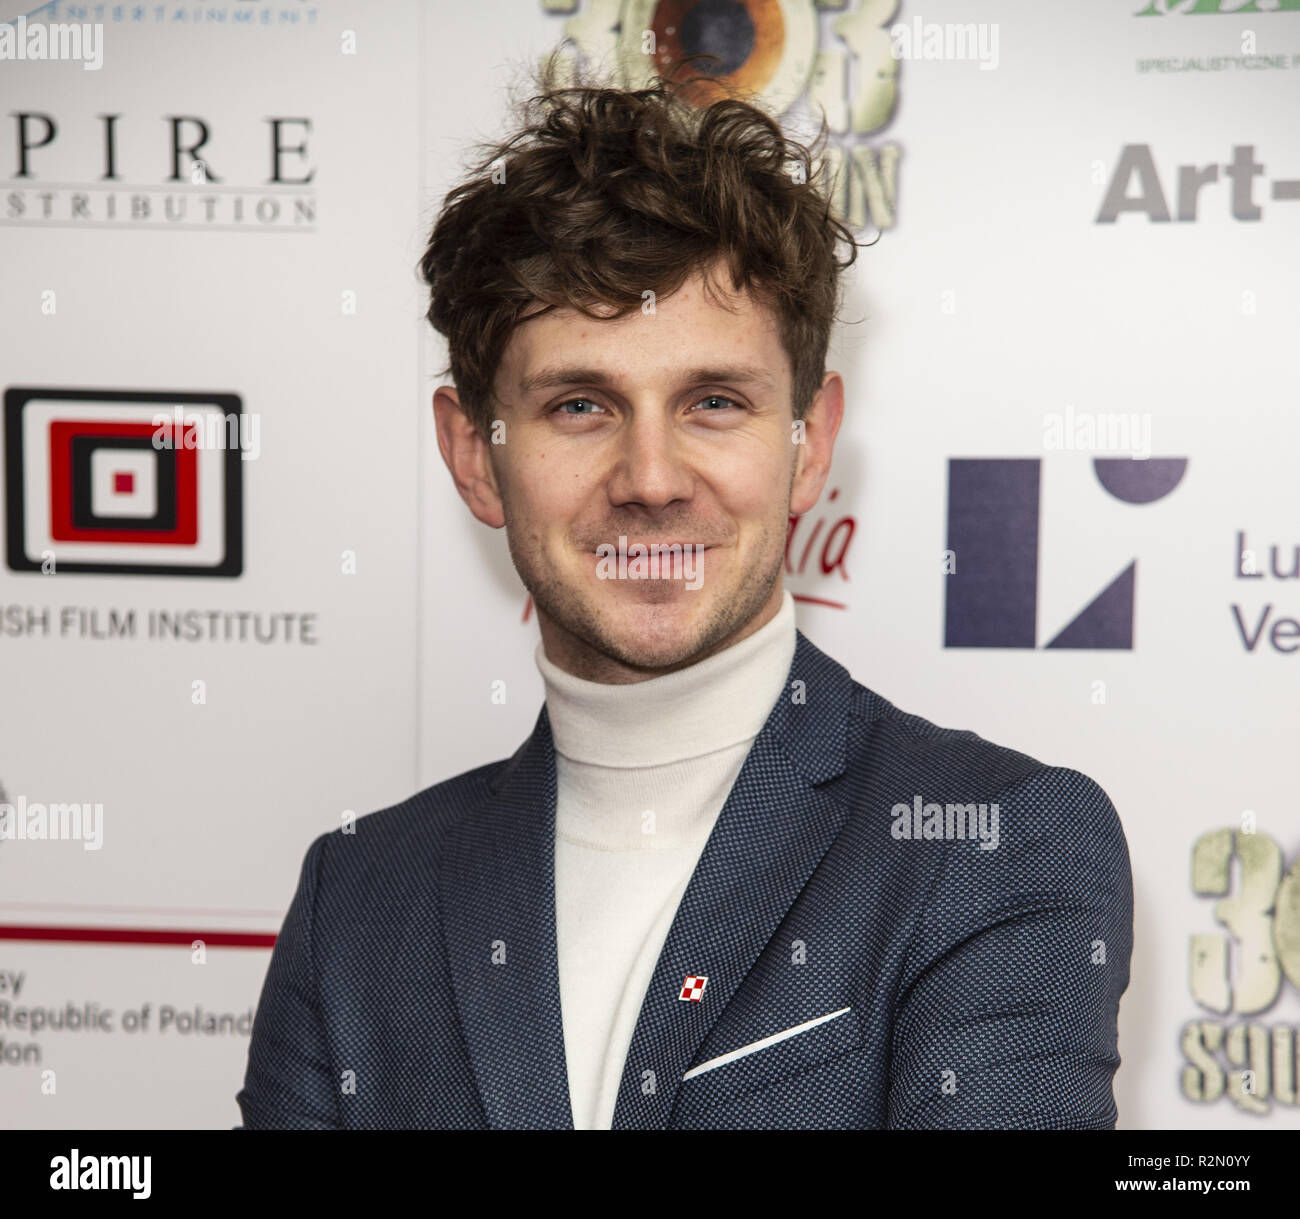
left=839, top=677, right=1122, bottom=839
left=368, top=755, right=507, bottom=834
left=308, top=754, right=512, bottom=885
left=833, top=677, right=1132, bottom=949
left=791, top=630, right=1118, bottom=829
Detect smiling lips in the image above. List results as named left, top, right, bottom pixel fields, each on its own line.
left=587, top=543, right=713, bottom=551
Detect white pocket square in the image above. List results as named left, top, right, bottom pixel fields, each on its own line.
left=682, top=1006, right=852, bottom=1081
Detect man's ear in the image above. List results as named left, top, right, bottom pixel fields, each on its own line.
left=790, top=371, right=845, bottom=517
left=432, top=386, right=506, bottom=529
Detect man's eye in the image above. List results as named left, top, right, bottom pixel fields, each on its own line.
left=555, top=398, right=604, bottom=416
left=694, top=395, right=741, bottom=412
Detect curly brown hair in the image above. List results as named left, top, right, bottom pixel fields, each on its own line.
left=419, top=69, right=858, bottom=437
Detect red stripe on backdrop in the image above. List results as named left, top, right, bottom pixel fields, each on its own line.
left=0, top=924, right=276, bottom=948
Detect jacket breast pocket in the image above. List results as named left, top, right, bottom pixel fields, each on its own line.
left=677, top=1005, right=864, bottom=1102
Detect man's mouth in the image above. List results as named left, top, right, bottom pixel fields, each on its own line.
left=587, top=541, right=713, bottom=551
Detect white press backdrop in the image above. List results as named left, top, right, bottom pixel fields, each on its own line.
left=1, top=0, right=1296, bottom=1129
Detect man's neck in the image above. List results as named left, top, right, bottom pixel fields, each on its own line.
left=535, top=588, right=798, bottom=768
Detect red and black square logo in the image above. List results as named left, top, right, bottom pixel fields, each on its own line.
left=4, top=387, right=244, bottom=577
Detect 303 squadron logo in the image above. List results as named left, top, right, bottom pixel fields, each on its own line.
left=1182, top=826, right=1300, bottom=1115
left=540, top=0, right=903, bottom=234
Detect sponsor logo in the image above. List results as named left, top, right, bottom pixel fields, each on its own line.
left=1181, top=826, right=1300, bottom=1115
left=3, top=109, right=316, bottom=231
left=1097, top=144, right=1299, bottom=222
left=541, top=0, right=903, bottom=233
left=944, top=457, right=1188, bottom=649
left=4, top=387, right=244, bottom=577
left=1136, top=0, right=1300, bottom=15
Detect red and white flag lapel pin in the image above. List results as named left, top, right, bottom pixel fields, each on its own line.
left=679, top=975, right=708, bottom=1002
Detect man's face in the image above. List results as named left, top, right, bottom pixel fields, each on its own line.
left=440, top=261, right=839, bottom=680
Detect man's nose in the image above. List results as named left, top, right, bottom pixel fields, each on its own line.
left=604, top=411, right=695, bottom=511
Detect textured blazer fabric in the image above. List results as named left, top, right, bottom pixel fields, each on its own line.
left=237, top=630, right=1134, bottom=1130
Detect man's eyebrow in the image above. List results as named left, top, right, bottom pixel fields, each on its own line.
left=518, top=365, right=777, bottom=394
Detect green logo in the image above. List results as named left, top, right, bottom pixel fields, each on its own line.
left=1137, top=0, right=1300, bottom=14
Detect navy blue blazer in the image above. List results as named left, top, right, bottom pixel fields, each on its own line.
left=237, top=630, right=1133, bottom=1129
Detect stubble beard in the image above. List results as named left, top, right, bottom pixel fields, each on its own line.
left=505, top=513, right=789, bottom=675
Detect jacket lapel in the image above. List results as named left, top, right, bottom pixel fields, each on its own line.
left=608, top=630, right=855, bottom=1128
left=439, top=708, right=574, bottom=1129
left=439, top=628, right=855, bottom=1130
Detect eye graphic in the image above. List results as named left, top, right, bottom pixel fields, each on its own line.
left=618, top=0, right=817, bottom=116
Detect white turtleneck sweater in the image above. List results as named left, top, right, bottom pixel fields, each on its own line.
left=534, top=590, right=797, bottom=1130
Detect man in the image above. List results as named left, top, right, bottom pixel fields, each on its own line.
left=237, top=76, right=1133, bottom=1130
